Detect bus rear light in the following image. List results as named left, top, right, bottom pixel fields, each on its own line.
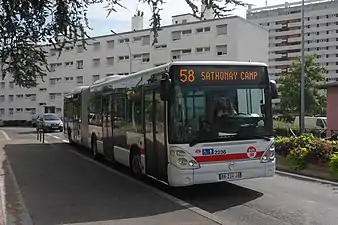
left=261, top=143, right=275, bottom=163
left=169, top=147, right=200, bottom=170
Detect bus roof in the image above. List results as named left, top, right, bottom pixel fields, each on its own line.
left=89, top=60, right=268, bottom=91
left=65, top=86, right=89, bottom=97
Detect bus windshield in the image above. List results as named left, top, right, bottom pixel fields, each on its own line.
left=168, top=65, right=272, bottom=145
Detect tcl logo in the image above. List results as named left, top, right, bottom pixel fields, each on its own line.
left=195, top=149, right=201, bottom=154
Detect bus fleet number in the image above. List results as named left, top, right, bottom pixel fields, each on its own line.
left=180, top=69, right=195, bottom=83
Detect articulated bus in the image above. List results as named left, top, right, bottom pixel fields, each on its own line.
left=63, top=61, right=278, bottom=187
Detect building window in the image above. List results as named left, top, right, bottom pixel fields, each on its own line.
left=182, top=49, right=191, bottom=55
left=16, top=94, right=23, bottom=100
left=154, top=44, right=167, bottom=49
left=0, top=82, right=5, bottom=89
left=172, top=31, right=181, bottom=41
left=118, top=55, right=129, bottom=61
left=142, top=35, right=150, bottom=45
left=182, top=29, right=192, bottom=36
left=93, top=42, right=100, bottom=51
left=216, top=24, right=227, bottom=35
left=0, top=95, right=4, bottom=102
left=76, top=60, right=83, bottom=69
left=196, top=47, right=210, bottom=53
left=133, top=36, right=142, bottom=42
left=64, top=61, right=73, bottom=67
left=64, top=77, right=73, bottom=82
left=106, top=40, right=114, bottom=48
left=142, top=53, right=150, bottom=63
left=119, top=38, right=129, bottom=43
left=9, top=82, right=14, bottom=89
left=216, top=45, right=227, bottom=56
left=106, top=57, right=114, bottom=66
left=196, top=27, right=211, bottom=33
left=8, top=95, right=14, bottom=102
left=49, top=93, right=56, bottom=101
left=0, top=108, right=4, bottom=116
left=9, top=108, right=13, bottom=115
left=77, top=45, right=84, bottom=53
left=93, top=58, right=100, bottom=67
left=171, top=50, right=181, bottom=60
left=76, top=76, right=84, bottom=84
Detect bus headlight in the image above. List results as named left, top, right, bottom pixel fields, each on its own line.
left=169, top=147, right=200, bottom=170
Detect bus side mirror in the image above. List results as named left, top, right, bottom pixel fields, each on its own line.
left=270, top=80, right=278, bottom=99
left=160, top=79, right=171, bottom=101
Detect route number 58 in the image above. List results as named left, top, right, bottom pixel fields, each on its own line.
left=180, top=69, right=195, bottom=83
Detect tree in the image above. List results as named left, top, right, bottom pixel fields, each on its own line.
left=0, top=0, right=246, bottom=88
left=277, top=53, right=326, bottom=116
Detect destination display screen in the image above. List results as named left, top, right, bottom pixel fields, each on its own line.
left=170, top=65, right=268, bottom=86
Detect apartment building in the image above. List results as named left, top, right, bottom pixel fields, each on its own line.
left=0, top=6, right=269, bottom=121
left=247, top=0, right=338, bottom=97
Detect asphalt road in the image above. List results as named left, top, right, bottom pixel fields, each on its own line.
left=1, top=127, right=338, bottom=225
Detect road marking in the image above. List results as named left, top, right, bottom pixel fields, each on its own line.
left=47, top=137, right=226, bottom=225
left=0, top=130, right=10, bottom=140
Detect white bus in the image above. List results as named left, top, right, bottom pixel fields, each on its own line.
left=63, top=61, right=278, bottom=187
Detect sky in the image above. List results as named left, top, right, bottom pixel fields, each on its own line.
left=86, top=0, right=302, bottom=36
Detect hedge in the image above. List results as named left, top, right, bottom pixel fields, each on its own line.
left=275, top=134, right=338, bottom=180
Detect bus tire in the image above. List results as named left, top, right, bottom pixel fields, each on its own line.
left=91, top=135, right=99, bottom=160
left=130, top=149, right=142, bottom=177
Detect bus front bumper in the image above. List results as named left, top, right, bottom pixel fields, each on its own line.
left=167, top=159, right=276, bottom=187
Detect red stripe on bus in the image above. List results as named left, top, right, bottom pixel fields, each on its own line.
left=193, top=151, right=265, bottom=163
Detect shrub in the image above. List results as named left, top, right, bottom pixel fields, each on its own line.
left=329, top=152, right=338, bottom=180
left=276, top=134, right=336, bottom=164
left=286, top=147, right=309, bottom=171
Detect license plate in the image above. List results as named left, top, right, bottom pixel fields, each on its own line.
left=219, top=172, right=242, bottom=180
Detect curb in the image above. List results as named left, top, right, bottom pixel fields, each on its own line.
left=276, top=170, right=338, bottom=186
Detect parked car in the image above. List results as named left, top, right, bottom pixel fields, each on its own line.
left=36, top=113, right=64, bottom=132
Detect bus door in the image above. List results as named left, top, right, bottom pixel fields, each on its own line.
left=143, top=87, right=167, bottom=182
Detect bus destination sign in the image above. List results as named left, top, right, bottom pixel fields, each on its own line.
left=171, top=65, right=268, bottom=86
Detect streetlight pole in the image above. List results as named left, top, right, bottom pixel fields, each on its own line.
left=111, top=30, right=132, bottom=74
left=300, top=0, right=305, bottom=133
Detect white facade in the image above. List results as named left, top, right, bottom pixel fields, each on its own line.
left=247, top=0, right=338, bottom=84
left=0, top=14, right=268, bottom=121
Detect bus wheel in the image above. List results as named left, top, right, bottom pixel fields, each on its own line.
left=130, top=153, right=142, bottom=176
left=91, top=139, right=99, bottom=160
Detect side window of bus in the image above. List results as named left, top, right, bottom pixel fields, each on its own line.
left=128, top=87, right=143, bottom=132
left=89, top=92, right=102, bottom=126
left=144, top=91, right=153, bottom=134
left=115, top=94, right=128, bottom=129
left=154, top=92, right=165, bottom=134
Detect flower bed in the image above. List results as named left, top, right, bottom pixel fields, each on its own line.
left=275, top=134, right=338, bottom=181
